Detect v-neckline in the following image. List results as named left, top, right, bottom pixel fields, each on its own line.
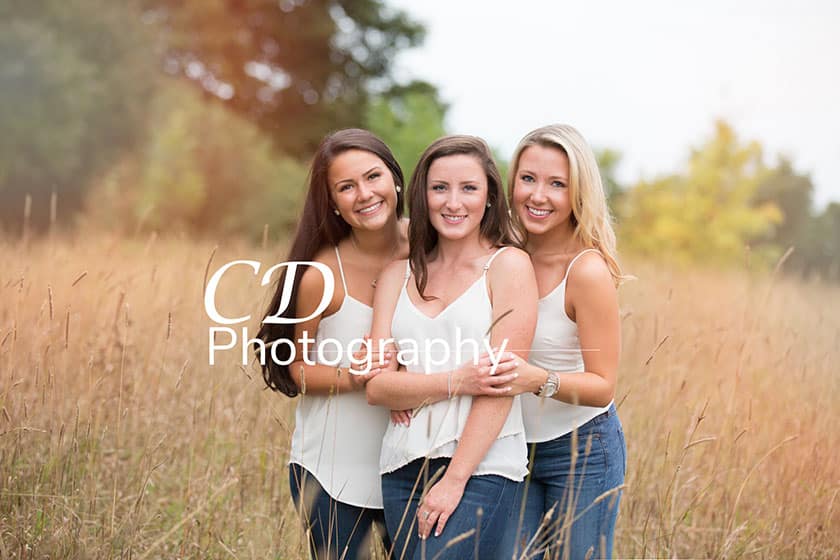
left=403, top=275, right=485, bottom=320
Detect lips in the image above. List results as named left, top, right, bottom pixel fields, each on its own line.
left=356, top=200, right=383, bottom=215
left=442, top=213, right=467, bottom=224
left=525, top=205, right=553, bottom=219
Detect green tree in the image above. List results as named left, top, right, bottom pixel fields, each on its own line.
left=753, top=158, right=814, bottom=250
left=619, top=121, right=782, bottom=264
left=364, top=81, right=448, bottom=181
left=798, top=202, right=840, bottom=281
left=0, top=0, right=157, bottom=232
left=597, top=148, right=624, bottom=216
left=143, top=0, right=424, bottom=159
left=84, top=83, right=308, bottom=239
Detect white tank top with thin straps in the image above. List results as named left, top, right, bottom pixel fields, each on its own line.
left=379, top=247, right=529, bottom=481
left=288, top=246, right=390, bottom=508
left=520, top=249, right=612, bottom=443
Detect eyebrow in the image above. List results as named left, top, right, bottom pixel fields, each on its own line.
left=518, top=168, right=568, bottom=182
left=333, top=166, right=382, bottom=188
left=428, top=178, right=483, bottom=185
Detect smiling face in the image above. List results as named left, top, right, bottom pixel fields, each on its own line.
left=327, top=149, right=398, bottom=231
left=425, top=154, right=488, bottom=241
left=512, top=144, right=575, bottom=237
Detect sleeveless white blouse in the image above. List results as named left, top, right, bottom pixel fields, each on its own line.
left=288, top=247, right=390, bottom=508
left=379, top=247, right=529, bottom=481
left=520, top=249, right=612, bottom=443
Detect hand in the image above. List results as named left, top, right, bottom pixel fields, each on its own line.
left=390, top=409, right=412, bottom=426
left=451, top=351, right=520, bottom=396
left=493, top=353, right=545, bottom=396
left=346, top=368, right=381, bottom=390
left=350, top=334, right=396, bottom=374
left=417, top=475, right=466, bottom=539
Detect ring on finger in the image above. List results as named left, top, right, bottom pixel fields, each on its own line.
left=422, top=510, right=431, bottom=520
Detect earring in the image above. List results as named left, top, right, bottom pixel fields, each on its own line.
left=333, top=208, right=340, bottom=216
left=396, top=185, right=402, bottom=193
left=486, top=201, right=492, bottom=208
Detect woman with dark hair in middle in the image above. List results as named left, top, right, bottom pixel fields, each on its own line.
left=365, top=135, right=538, bottom=559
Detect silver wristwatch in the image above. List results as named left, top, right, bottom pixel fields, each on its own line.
left=536, top=372, right=559, bottom=398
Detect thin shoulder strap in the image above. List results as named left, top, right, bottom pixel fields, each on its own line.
left=403, top=260, right=412, bottom=288
left=334, top=245, right=349, bottom=293
left=564, top=248, right=601, bottom=282
left=482, top=246, right=509, bottom=273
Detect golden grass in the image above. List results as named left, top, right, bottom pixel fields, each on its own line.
left=0, top=234, right=838, bottom=559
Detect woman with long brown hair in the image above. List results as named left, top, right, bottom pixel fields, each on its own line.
left=255, top=129, right=407, bottom=559
left=364, top=135, right=538, bottom=559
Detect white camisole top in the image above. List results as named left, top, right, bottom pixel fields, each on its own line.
left=520, top=249, right=612, bottom=443
left=379, top=247, right=529, bottom=481
left=288, top=246, right=390, bottom=508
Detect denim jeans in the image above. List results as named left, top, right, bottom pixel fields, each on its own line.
left=500, top=404, right=626, bottom=559
left=288, top=463, right=390, bottom=560
left=381, top=457, right=518, bottom=560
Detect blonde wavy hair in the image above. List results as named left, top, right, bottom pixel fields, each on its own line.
left=508, top=124, right=626, bottom=286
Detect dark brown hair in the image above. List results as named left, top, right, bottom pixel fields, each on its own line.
left=255, top=129, right=405, bottom=396
left=407, top=135, right=521, bottom=299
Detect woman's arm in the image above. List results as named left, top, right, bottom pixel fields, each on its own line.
left=365, top=259, right=519, bottom=409
left=286, top=263, right=375, bottom=395
left=418, top=248, right=538, bottom=539
left=501, top=252, right=620, bottom=407
left=365, top=354, right=519, bottom=409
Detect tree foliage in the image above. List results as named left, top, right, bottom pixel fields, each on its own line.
left=142, top=0, right=424, bottom=158
left=0, top=0, right=157, bottom=232
left=83, top=84, right=308, bottom=239
left=364, top=81, right=448, bottom=182
left=618, top=121, right=782, bottom=264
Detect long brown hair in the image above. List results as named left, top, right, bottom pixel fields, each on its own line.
left=407, top=135, right=520, bottom=299
left=255, top=129, right=405, bottom=396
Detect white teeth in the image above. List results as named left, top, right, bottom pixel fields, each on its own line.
left=527, top=206, right=552, bottom=217
left=443, top=214, right=466, bottom=223
left=358, top=201, right=383, bottom=215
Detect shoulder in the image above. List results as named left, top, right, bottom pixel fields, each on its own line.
left=567, top=250, right=612, bottom=287
left=486, top=246, right=536, bottom=296
left=566, top=251, right=615, bottom=307
left=488, top=246, right=533, bottom=273
left=299, top=247, right=336, bottom=293
left=372, top=259, right=407, bottom=311
left=378, top=258, right=409, bottom=288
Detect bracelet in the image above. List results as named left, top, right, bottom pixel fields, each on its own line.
left=447, top=371, right=453, bottom=399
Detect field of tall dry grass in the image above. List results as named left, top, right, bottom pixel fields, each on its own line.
left=1, top=233, right=838, bottom=559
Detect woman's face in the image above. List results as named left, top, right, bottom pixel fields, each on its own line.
left=425, top=154, right=488, bottom=241
left=328, top=149, right=398, bottom=231
left=512, top=145, right=573, bottom=236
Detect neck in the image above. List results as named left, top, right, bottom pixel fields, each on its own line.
left=527, top=224, right=579, bottom=256
left=350, top=218, right=400, bottom=257
left=433, top=228, right=490, bottom=265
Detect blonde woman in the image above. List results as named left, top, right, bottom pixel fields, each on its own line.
left=497, top=124, right=627, bottom=559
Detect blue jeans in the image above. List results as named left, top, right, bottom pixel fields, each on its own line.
left=501, top=404, right=626, bottom=559
left=288, top=463, right=390, bottom=559
left=381, top=457, right=518, bottom=559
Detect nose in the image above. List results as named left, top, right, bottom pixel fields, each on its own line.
left=529, top=183, right=548, bottom=205
left=356, top=180, right=374, bottom=201
left=445, top=189, right=462, bottom=210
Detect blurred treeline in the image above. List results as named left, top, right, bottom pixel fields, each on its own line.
left=2, top=0, right=838, bottom=280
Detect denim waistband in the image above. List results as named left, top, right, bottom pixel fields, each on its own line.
left=586, top=402, right=618, bottom=426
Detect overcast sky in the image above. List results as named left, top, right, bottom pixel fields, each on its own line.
left=388, top=0, right=840, bottom=208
